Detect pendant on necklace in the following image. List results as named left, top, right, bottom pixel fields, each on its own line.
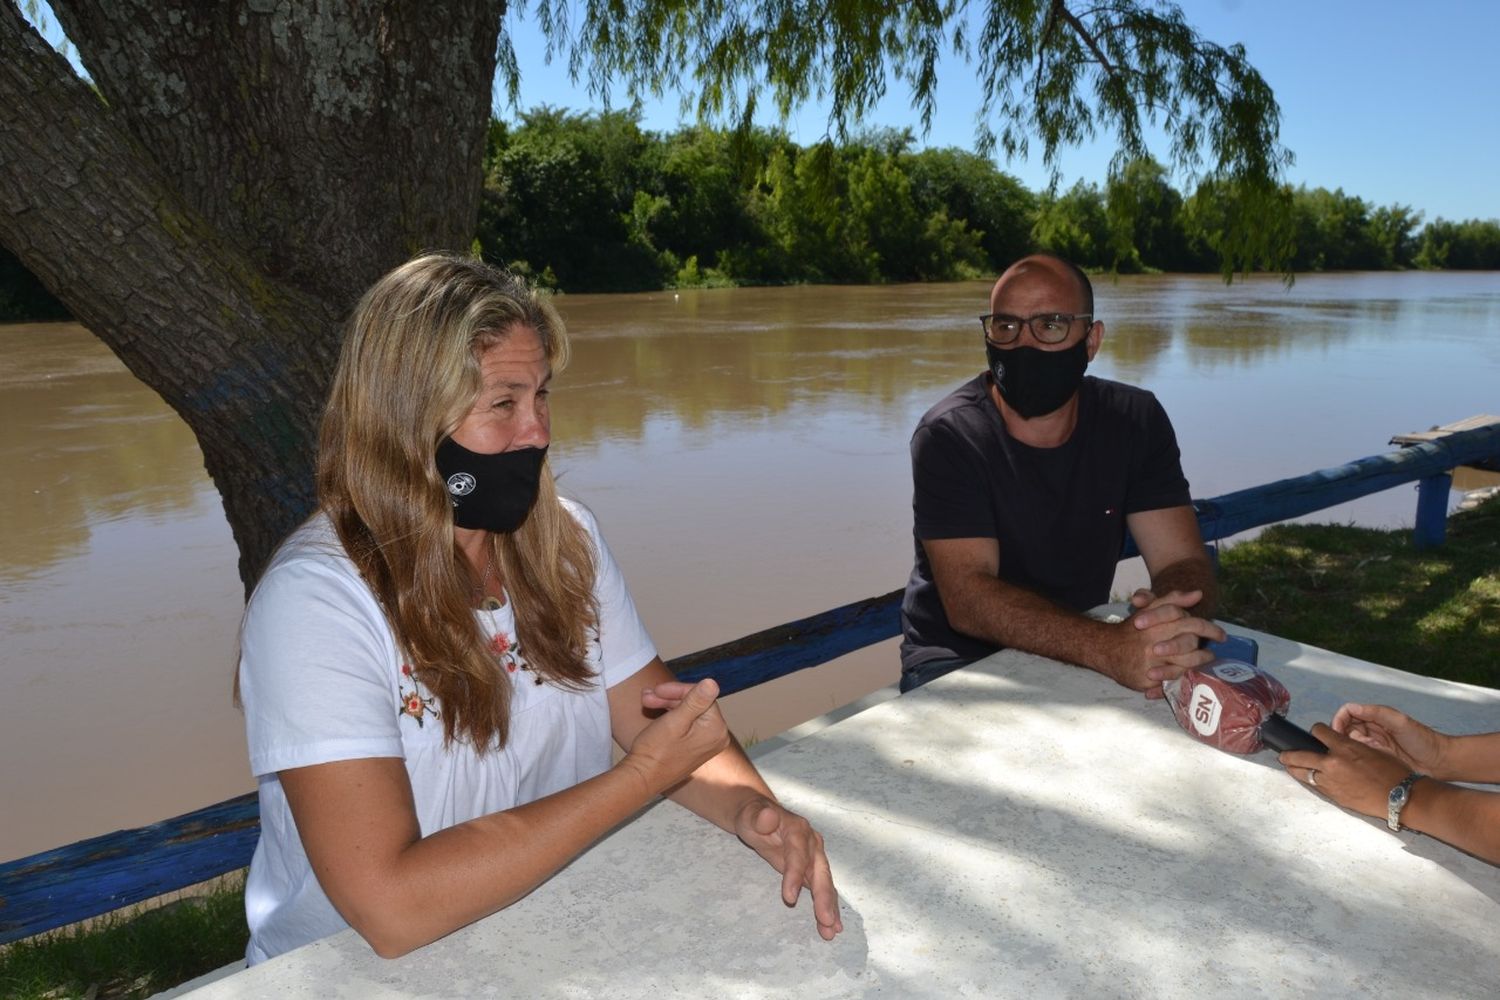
left=480, top=595, right=503, bottom=612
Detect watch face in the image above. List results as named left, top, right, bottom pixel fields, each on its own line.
left=1389, top=785, right=1406, bottom=806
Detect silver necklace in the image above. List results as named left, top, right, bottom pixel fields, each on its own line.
left=473, top=549, right=502, bottom=610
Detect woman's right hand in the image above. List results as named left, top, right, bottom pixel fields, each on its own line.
left=620, top=678, right=731, bottom=796
left=1332, top=703, right=1451, bottom=778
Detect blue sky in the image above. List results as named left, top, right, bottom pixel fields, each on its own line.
left=499, top=0, right=1500, bottom=223
left=29, top=1, right=1500, bottom=221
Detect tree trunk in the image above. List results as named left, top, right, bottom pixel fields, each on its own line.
left=0, top=0, right=505, bottom=587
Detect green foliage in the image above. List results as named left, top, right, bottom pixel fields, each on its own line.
left=1032, top=180, right=1109, bottom=266
left=1366, top=204, right=1423, bottom=270
left=473, top=115, right=1016, bottom=290
left=0, top=875, right=248, bottom=1000
left=4, top=110, right=1493, bottom=311
left=1105, top=157, right=1193, bottom=272
left=1414, top=217, right=1500, bottom=270
left=905, top=146, right=1038, bottom=268
left=470, top=120, right=1496, bottom=293
left=1219, top=495, right=1500, bottom=689
left=652, top=126, right=769, bottom=267
left=2, top=4, right=1486, bottom=312
left=1179, top=174, right=1296, bottom=276
left=1287, top=186, right=1384, bottom=271
left=477, top=107, right=672, bottom=292
left=511, top=0, right=1294, bottom=275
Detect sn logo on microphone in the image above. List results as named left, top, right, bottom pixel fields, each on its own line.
left=1190, top=684, right=1223, bottom=736
left=1194, top=694, right=1215, bottom=725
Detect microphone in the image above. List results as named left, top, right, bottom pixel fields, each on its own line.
left=1165, top=659, right=1327, bottom=756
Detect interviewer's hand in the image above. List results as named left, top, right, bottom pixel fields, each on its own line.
left=1280, top=723, right=1412, bottom=818
left=1332, top=703, right=1451, bottom=779
left=733, top=796, right=843, bottom=941
left=620, top=679, right=730, bottom=796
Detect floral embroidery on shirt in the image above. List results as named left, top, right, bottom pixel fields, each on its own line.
left=490, top=633, right=512, bottom=661
left=397, top=663, right=439, bottom=727
left=491, top=632, right=543, bottom=685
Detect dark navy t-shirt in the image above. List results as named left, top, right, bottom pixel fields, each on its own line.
left=899, top=374, right=1190, bottom=674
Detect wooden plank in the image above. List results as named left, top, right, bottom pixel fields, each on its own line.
left=1389, top=413, right=1500, bottom=445
left=1195, top=423, right=1500, bottom=542
left=0, top=793, right=258, bottom=944
left=1391, top=414, right=1500, bottom=472
left=669, top=589, right=903, bottom=697
left=1123, top=422, right=1500, bottom=556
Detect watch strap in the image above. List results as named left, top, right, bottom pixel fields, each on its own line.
left=1386, top=772, right=1425, bottom=832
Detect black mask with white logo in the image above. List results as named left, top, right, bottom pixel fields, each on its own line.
left=985, top=337, right=1090, bottom=419
left=435, top=438, right=547, bottom=534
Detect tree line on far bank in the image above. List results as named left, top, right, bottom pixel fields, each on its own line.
left=5, top=107, right=1499, bottom=320
left=474, top=110, right=1499, bottom=290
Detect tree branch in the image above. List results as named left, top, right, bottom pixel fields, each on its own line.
left=1053, top=1, right=1118, bottom=75
left=0, top=2, right=334, bottom=576
left=1, top=3, right=325, bottom=391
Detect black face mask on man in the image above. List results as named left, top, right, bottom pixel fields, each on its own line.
left=986, top=337, right=1090, bottom=420
left=434, top=438, right=547, bottom=534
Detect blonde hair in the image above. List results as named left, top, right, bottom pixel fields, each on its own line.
left=317, top=252, right=597, bottom=751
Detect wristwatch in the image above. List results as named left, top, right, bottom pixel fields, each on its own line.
left=1387, top=772, right=1425, bottom=832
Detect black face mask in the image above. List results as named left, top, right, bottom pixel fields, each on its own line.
left=986, top=337, right=1090, bottom=419
left=434, top=438, right=547, bottom=534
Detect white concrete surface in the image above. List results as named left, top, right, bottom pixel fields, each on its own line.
left=180, top=623, right=1500, bottom=998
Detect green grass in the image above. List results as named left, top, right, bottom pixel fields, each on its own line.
left=1218, top=493, right=1500, bottom=689
left=0, top=874, right=248, bottom=1000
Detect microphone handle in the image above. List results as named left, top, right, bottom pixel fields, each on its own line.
left=1259, top=713, right=1328, bottom=754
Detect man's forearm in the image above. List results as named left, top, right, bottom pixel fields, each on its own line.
left=1148, top=554, right=1219, bottom=619
left=943, top=574, right=1120, bottom=676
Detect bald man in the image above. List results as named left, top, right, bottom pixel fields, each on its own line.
left=899, top=254, right=1224, bottom=694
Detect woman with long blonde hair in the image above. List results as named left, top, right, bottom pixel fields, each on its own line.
left=237, top=253, right=841, bottom=963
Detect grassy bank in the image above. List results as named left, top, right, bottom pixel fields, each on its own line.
left=0, top=875, right=247, bottom=1000
left=1218, top=493, right=1500, bottom=689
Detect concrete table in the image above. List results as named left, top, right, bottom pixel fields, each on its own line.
left=182, top=623, right=1500, bottom=998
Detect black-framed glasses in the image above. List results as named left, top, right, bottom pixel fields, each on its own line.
left=980, top=312, right=1093, bottom=346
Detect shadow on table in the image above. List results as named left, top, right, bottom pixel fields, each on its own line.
left=754, top=657, right=1500, bottom=996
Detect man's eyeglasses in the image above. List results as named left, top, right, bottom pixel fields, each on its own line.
left=980, top=312, right=1093, bottom=346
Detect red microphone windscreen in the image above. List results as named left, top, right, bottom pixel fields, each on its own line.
left=1164, top=660, right=1292, bottom=755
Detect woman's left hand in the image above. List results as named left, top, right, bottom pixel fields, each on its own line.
left=1280, top=723, right=1412, bottom=818
left=733, top=796, right=843, bottom=941
left=631, top=673, right=841, bottom=940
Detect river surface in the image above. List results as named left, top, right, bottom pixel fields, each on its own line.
left=2, top=271, right=1497, bottom=862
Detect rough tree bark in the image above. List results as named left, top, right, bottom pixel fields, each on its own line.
left=0, top=0, right=505, bottom=587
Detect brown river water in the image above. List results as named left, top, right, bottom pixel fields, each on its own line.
left=2, top=271, right=1497, bottom=861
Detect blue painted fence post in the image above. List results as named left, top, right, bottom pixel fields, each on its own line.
left=1413, top=472, right=1453, bottom=549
